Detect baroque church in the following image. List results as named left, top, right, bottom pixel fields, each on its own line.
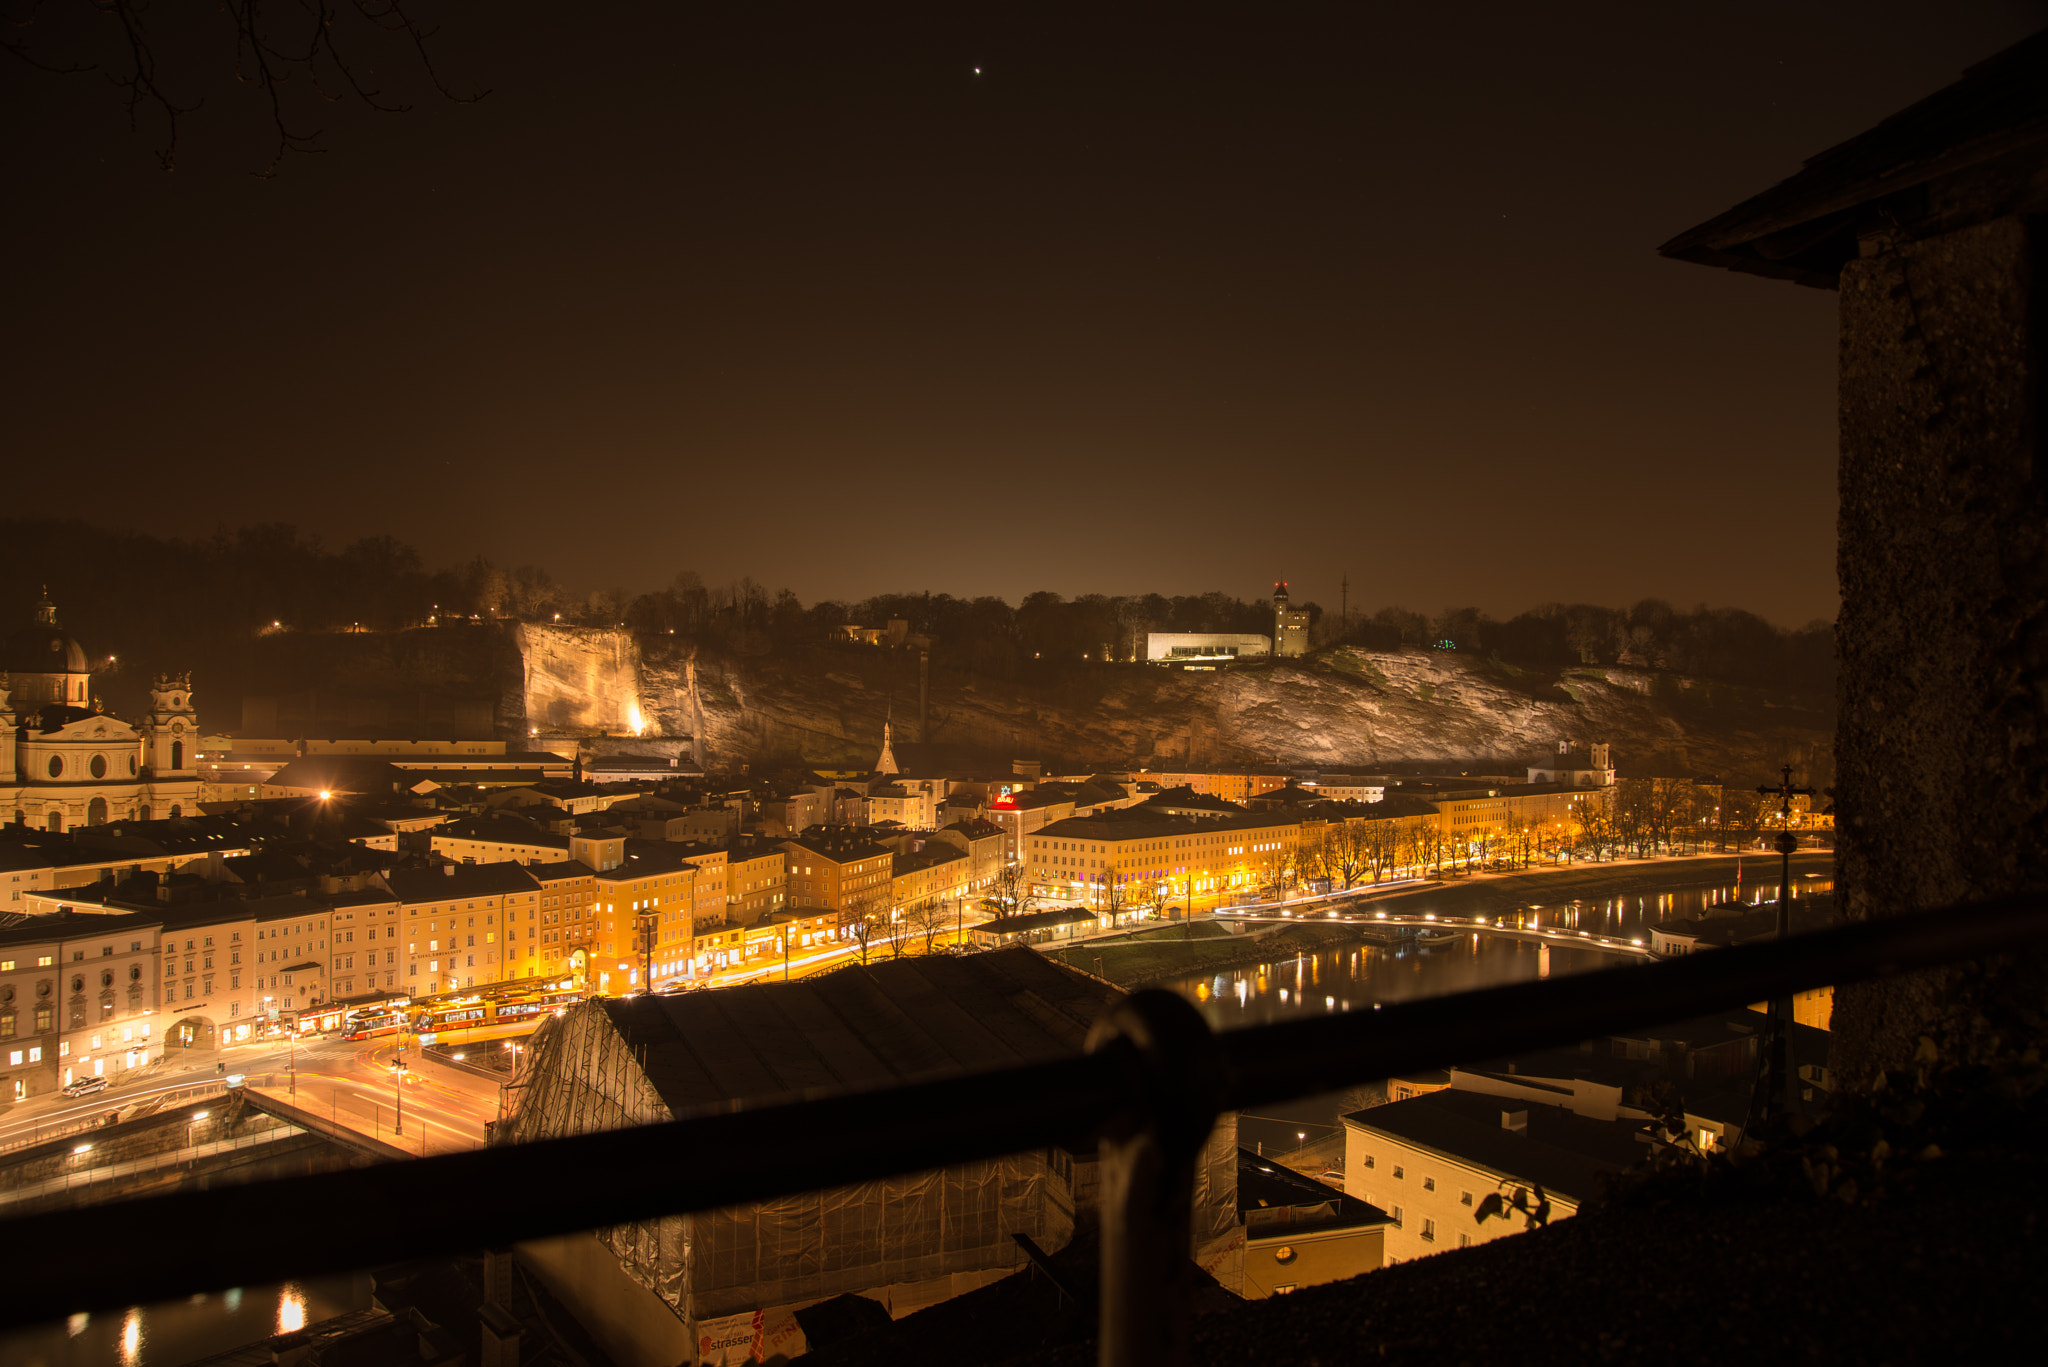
left=1, top=595, right=201, bottom=831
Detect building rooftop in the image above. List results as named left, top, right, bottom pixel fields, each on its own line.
left=587, top=947, right=1122, bottom=1113
left=524, top=859, right=597, bottom=884
left=986, top=906, right=1099, bottom=935
left=1344, top=1088, right=1650, bottom=1204
left=1135, top=786, right=1248, bottom=816
left=1236, top=1149, right=1391, bottom=1238
left=0, top=908, right=166, bottom=948
left=384, top=862, right=542, bottom=902
left=784, top=827, right=894, bottom=863
left=1660, top=28, right=2048, bottom=286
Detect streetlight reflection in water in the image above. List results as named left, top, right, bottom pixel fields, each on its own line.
left=1163, top=873, right=1833, bottom=1154
left=0, top=1275, right=368, bottom=1364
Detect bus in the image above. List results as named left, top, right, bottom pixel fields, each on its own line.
left=341, top=1010, right=405, bottom=1041
left=412, top=1000, right=489, bottom=1033
left=399, top=988, right=584, bottom=1036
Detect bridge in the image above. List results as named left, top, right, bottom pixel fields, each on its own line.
left=1214, top=903, right=1658, bottom=959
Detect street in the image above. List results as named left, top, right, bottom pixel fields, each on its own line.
left=0, top=1030, right=504, bottom=1157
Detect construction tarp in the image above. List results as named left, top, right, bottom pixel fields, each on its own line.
left=500, top=949, right=1241, bottom=1355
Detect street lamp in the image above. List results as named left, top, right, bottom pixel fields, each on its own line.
left=391, top=1055, right=406, bottom=1136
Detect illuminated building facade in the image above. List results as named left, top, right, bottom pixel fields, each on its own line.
left=1, top=597, right=201, bottom=831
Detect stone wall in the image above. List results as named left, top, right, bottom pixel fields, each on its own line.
left=1832, top=214, right=2048, bottom=1085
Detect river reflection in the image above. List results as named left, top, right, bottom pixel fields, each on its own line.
left=0, top=1275, right=370, bottom=1366
left=1162, top=871, right=1832, bottom=1155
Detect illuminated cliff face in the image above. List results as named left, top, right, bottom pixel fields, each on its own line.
left=519, top=624, right=662, bottom=737
left=502, top=627, right=1829, bottom=777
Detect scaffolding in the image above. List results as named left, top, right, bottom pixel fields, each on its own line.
left=496, top=950, right=1242, bottom=1346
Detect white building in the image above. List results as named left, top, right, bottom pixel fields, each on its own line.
left=1145, top=633, right=1272, bottom=665
left=2, top=596, right=201, bottom=831
left=1342, top=1089, right=1644, bottom=1264
left=1526, top=741, right=1616, bottom=788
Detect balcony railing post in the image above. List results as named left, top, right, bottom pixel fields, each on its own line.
left=1086, top=989, right=1225, bottom=1367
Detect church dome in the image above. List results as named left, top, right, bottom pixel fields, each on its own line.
left=4, top=596, right=90, bottom=675
left=3, top=624, right=89, bottom=674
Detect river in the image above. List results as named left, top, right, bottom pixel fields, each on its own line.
left=2, top=1276, right=373, bottom=1367
left=1157, top=854, right=1834, bottom=1158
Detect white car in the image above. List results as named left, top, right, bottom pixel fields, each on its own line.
left=61, top=1075, right=110, bottom=1098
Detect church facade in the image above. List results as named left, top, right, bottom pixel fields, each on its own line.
left=2, top=597, right=201, bottom=831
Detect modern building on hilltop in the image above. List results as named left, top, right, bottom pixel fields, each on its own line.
left=1143, top=632, right=1272, bottom=667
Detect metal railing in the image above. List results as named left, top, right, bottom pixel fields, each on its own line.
left=0, top=896, right=2040, bottom=1361
left=0, top=1078, right=228, bottom=1157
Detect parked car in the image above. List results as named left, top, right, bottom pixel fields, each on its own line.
left=61, top=1075, right=110, bottom=1098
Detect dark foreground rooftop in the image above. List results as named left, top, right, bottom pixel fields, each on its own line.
left=793, top=1120, right=2045, bottom=1365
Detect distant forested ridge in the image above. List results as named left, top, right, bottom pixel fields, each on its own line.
left=0, top=519, right=1833, bottom=705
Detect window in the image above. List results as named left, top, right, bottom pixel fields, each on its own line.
left=1460, top=1191, right=1473, bottom=1207
left=1422, top=1177, right=1435, bottom=1192
left=1392, top=1166, right=1404, bottom=1180
left=1458, top=1234, right=1471, bottom=1248
left=1421, top=1219, right=1436, bottom=1243
left=1391, top=1206, right=1403, bottom=1227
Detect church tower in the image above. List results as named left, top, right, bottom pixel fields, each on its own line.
left=876, top=718, right=900, bottom=776
left=140, top=673, right=199, bottom=778
left=0, top=678, right=14, bottom=784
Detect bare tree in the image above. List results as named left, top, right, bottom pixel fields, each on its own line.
left=1362, top=819, right=1400, bottom=884
left=840, top=904, right=881, bottom=965
left=1325, top=822, right=1368, bottom=890
left=5, top=0, right=488, bottom=175
left=904, top=896, right=950, bottom=955
left=1296, top=828, right=1332, bottom=891
left=1571, top=794, right=1617, bottom=861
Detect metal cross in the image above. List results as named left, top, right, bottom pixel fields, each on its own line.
left=1755, top=763, right=1816, bottom=1120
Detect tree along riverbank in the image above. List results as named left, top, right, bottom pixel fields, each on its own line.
left=1049, top=851, right=1835, bottom=990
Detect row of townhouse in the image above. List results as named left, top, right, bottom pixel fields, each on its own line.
left=1025, top=810, right=1306, bottom=908
left=0, top=892, right=351, bottom=1102
left=1023, top=782, right=1619, bottom=909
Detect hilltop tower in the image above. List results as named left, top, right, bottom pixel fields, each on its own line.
left=1272, top=582, right=1311, bottom=658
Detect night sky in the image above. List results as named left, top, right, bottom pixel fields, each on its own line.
left=6, top=2, right=2043, bottom=626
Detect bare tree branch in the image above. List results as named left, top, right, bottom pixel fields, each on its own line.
left=4, top=0, right=489, bottom=175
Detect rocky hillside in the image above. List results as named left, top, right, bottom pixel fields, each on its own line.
left=516, top=626, right=1831, bottom=783
left=197, top=624, right=1830, bottom=783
